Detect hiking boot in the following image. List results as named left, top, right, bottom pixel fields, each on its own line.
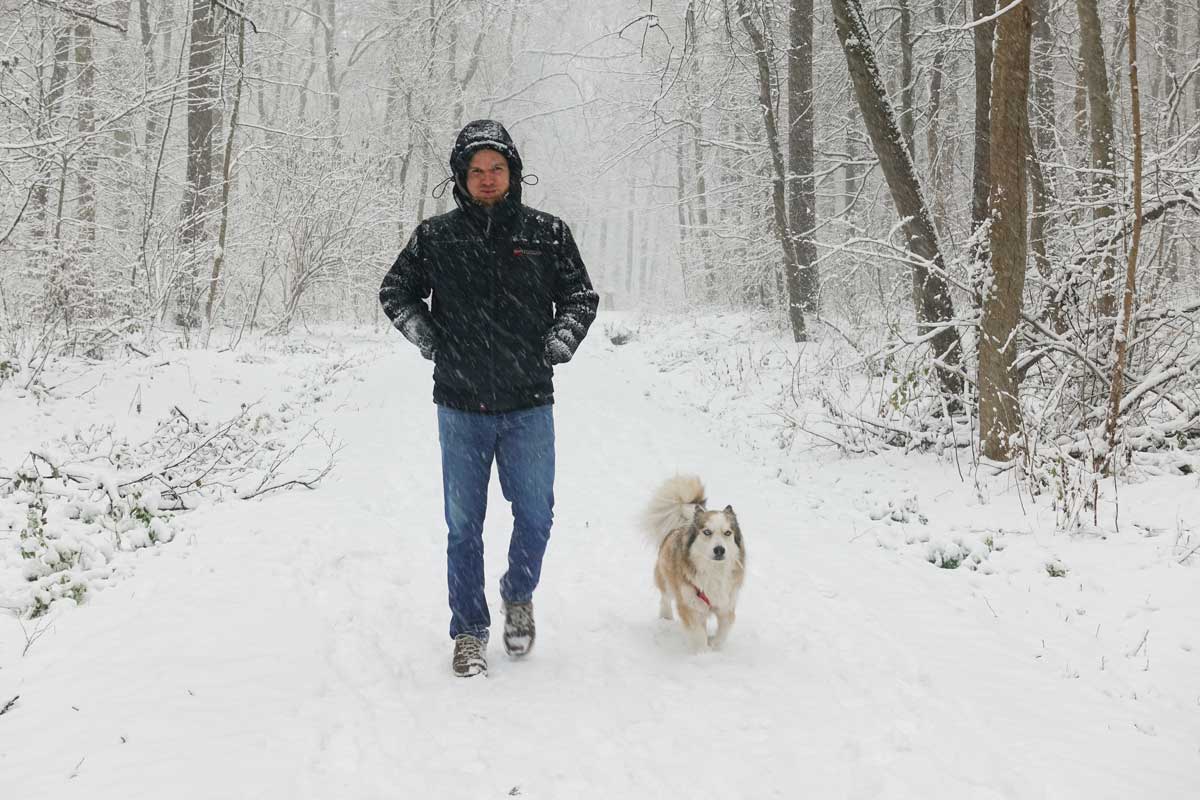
left=452, top=634, right=487, bottom=678
left=503, top=601, right=535, bottom=657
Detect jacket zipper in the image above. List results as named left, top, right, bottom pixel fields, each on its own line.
left=488, top=216, right=498, bottom=410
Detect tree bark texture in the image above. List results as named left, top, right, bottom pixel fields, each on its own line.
left=788, top=0, right=818, bottom=313
left=687, top=7, right=712, bottom=300
left=897, top=0, right=915, bottom=157
left=1075, top=0, right=1119, bottom=319
left=180, top=0, right=220, bottom=326
left=926, top=0, right=951, bottom=233
left=74, top=4, right=97, bottom=247
left=979, top=0, right=1033, bottom=461
left=970, top=0, right=995, bottom=259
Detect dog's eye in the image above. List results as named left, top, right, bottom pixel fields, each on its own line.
left=703, top=528, right=712, bottom=536
left=723, top=530, right=732, bottom=537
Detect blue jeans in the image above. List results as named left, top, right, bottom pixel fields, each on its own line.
left=437, top=404, right=555, bottom=642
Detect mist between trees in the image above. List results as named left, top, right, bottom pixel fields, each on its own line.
left=1, top=1, right=1197, bottom=494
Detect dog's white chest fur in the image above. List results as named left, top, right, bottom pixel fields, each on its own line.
left=691, top=558, right=740, bottom=610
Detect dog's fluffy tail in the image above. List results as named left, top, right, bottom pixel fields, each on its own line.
left=642, top=474, right=706, bottom=547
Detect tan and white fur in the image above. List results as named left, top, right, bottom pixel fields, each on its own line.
left=642, top=475, right=745, bottom=650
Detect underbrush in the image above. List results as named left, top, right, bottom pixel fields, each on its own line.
left=0, top=334, right=353, bottom=618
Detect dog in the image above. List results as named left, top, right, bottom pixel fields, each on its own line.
left=642, top=474, right=745, bottom=650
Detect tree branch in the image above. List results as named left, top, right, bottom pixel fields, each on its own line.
left=33, top=0, right=127, bottom=33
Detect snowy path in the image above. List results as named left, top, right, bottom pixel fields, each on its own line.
left=3, top=323, right=1198, bottom=799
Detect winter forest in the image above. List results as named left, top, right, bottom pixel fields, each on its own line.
left=2, top=0, right=1200, bottom=796
left=3, top=0, right=1199, bottom=467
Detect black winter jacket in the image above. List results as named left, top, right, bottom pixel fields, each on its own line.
left=379, top=136, right=599, bottom=412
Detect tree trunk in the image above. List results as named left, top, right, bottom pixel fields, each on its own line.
left=207, top=17, right=247, bottom=325
left=979, top=0, right=1033, bottom=461
left=1151, top=0, right=1177, bottom=104
left=138, top=0, right=159, bottom=167
left=1101, top=0, right=1144, bottom=470
left=832, top=0, right=965, bottom=400
left=676, top=129, right=692, bottom=301
left=1076, top=0, right=1119, bottom=319
left=1194, top=0, right=1200, bottom=144
left=179, top=0, right=220, bottom=327
left=1030, top=0, right=1065, bottom=331
left=32, top=23, right=72, bottom=244
left=970, top=0, right=995, bottom=264
left=788, top=0, right=818, bottom=313
left=897, top=0, right=915, bottom=157
left=1158, top=0, right=1180, bottom=278
left=686, top=6, right=712, bottom=300
left=74, top=3, right=97, bottom=249
left=111, top=0, right=134, bottom=236
left=1073, top=42, right=1089, bottom=163
left=926, top=0, right=951, bottom=233
left=736, top=0, right=806, bottom=341
left=844, top=97, right=860, bottom=215
left=322, top=0, right=340, bottom=131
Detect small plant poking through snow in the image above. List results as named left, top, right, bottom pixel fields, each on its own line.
left=1045, top=560, right=1069, bottom=578
left=867, top=492, right=928, bottom=525
left=604, top=320, right=637, bottom=346
left=3, top=466, right=178, bottom=617
left=924, top=535, right=998, bottom=572
left=872, top=523, right=1003, bottom=574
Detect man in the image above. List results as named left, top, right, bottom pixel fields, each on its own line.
left=379, top=120, right=599, bottom=678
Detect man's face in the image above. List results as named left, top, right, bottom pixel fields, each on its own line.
left=465, top=148, right=510, bottom=207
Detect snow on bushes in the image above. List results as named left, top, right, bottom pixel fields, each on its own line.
left=0, top=342, right=352, bottom=618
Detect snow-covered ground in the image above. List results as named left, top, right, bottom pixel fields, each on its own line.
left=2, top=313, right=1198, bottom=799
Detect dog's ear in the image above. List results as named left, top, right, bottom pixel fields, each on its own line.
left=723, top=504, right=735, bottom=516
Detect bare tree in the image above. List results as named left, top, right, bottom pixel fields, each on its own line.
left=926, top=0, right=953, bottom=233
left=831, top=0, right=964, bottom=399
left=1029, top=0, right=1064, bottom=331
left=734, top=0, right=807, bottom=341
left=1102, top=0, right=1145, bottom=468
left=207, top=12, right=248, bottom=325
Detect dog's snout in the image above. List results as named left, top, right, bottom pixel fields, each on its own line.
left=713, top=545, right=726, bottom=559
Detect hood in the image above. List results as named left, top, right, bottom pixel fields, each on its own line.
left=449, top=119, right=524, bottom=210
